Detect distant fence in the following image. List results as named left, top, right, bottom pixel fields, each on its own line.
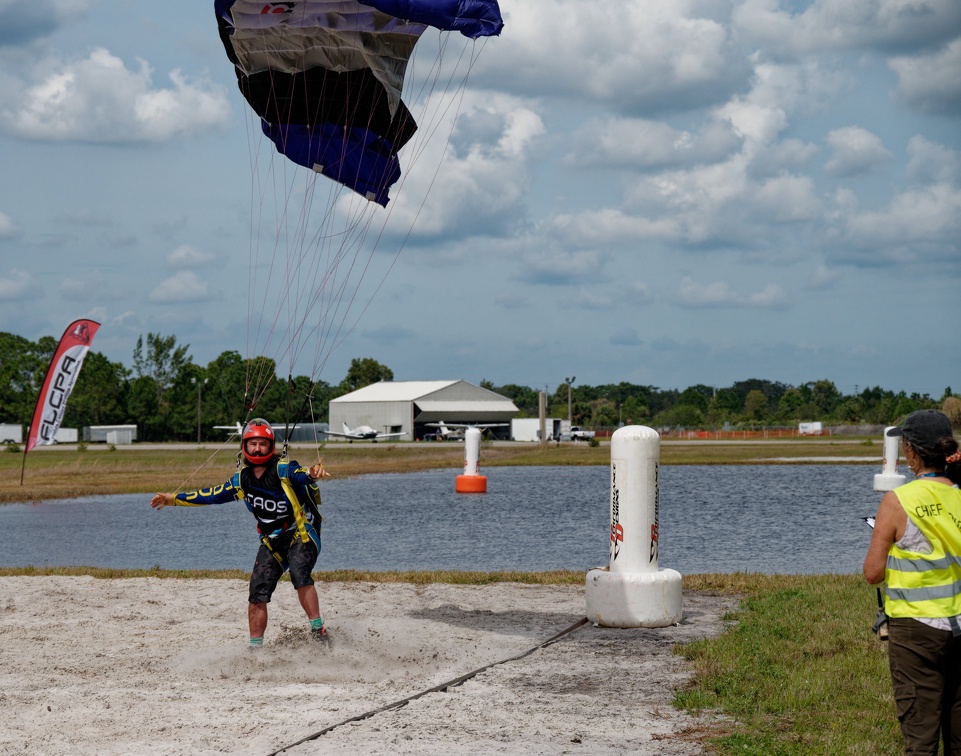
left=664, top=428, right=830, bottom=440
left=590, top=427, right=833, bottom=440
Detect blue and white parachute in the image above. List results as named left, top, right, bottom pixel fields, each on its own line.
left=215, top=1, right=504, bottom=206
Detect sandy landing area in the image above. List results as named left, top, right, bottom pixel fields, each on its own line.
left=0, top=577, right=737, bottom=755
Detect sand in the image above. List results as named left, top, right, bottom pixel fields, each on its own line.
left=0, top=577, right=737, bottom=755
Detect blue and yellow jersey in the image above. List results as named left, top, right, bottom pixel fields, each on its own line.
left=174, top=459, right=321, bottom=543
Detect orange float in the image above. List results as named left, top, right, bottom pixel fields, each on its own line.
left=455, top=474, right=487, bottom=493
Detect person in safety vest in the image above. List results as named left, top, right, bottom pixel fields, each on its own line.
left=863, top=409, right=961, bottom=754
left=151, top=419, right=331, bottom=649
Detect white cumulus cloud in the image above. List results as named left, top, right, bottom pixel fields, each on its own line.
left=484, top=1, right=749, bottom=113
left=905, top=136, right=961, bottom=185
left=149, top=270, right=209, bottom=303
left=610, top=326, right=643, bottom=346
left=386, top=92, right=544, bottom=239
left=60, top=270, right=105, bottom=301
left=167, top=244, right=214, bottom=268
left=824, top=126, right=894, bottom=177
left=734, top=0, right=961, bottom=56
left=806, top=263, right=840, bottom=289
left=0, top=210, right=19, bottom=238
left=3, top=48, right=231, bottom=143
left=841, top=183, right=961, bottom=255
left=567, top=116, right=740, bottom=171
left=675, top=277, right=788, bottom=308
left=889, top=38, right=961, bottom=115
left=0, top=269, right=41, bottom=301
left=518, top=248, right=609, bottom=285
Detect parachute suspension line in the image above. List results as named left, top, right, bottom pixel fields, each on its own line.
left=258, top=25, right=374, bottom=386
left=305, top=391, right=323, bottom=458
left=243, top=46, right=384, bottom=391
left=403, top=32, right=472, bottom=166
left=233, top=6, right=501, bottom=403
left=320, top=36, right=490, bottom=356
left=282, top=31, right=484, bottom=377
left=174, top=435, right=244, bottom=497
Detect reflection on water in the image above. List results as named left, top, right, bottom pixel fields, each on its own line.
left=0, top=465, right=879, bottom=574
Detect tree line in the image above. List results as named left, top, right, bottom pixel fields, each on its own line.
left=0, top=330, right=955, bottom=441
left=494, top=379, right=957, bottom=431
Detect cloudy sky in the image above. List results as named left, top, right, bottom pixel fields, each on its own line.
left=1, top=0, right=958, bottom=398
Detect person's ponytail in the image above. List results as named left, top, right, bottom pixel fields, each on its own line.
left=936, top=435, right=961, bottom=486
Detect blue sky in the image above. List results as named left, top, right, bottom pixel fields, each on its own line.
left=1, top=0, right=959, bottom=398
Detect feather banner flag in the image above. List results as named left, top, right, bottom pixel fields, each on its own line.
left=25, top=319, right=100, bottom=454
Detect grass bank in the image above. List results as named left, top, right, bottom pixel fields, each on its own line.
left=0, top=567, right=898, bottom=753
left=677, top=573, right=899, bottom=755
left=1, top=437, right=878, bottom=504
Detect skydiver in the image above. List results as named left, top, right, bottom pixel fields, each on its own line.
left=151, top=419, right=331, bottom=649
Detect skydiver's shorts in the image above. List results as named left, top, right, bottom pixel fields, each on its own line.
left=887, top=617, right=961, bottom=755
left=248, top=532, right=318, bottom=604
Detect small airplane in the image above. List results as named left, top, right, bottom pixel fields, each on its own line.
left=425, top=420, right=507, bottom=441
left=213, top=422, right=244, bottom=436
left=212, top=421, right=303, bottom=439
left=324, top=422, right=408, bottom=442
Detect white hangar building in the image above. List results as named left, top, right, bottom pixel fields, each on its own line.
left=328, top=380, right=519, bottom=441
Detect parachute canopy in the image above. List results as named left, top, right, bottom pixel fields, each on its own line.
left=215, top=0, right=504, bottom=206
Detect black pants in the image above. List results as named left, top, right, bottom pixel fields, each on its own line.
left=888, top=617, right=961, bottom=755
left=248, top=533, right=318, bottom=604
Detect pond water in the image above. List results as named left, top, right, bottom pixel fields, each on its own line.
left=0, top=465, right=880, bottom=574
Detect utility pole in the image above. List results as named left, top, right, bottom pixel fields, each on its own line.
left=191, top=377, right=208, bottom=443
left=565, top=376, right=576, bottom=424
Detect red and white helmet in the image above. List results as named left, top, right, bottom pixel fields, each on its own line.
left=242, top=418, right=275, bottom=465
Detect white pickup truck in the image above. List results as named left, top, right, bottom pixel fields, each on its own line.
left=569, top=426, right=595, bottom=441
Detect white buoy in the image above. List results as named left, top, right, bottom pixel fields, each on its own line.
left=585, top=425, right=682, bottom=627
left=456, top=427, right=487, bottom=493
left=874, top=425, right=907, bottom=492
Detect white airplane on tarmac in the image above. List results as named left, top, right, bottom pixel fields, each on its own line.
left=426, top=420, right=507, bottom=441
left=324, top=423, right=408, bottom=442
left=212, top=422, right=303, bottom=438
left=213, top=422, right=244, bottom=436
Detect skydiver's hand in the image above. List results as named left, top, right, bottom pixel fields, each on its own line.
left=309, top=461, right=330, bottom=480
left=151, top=493, right=173, bottom=509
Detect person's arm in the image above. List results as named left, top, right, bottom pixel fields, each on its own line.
left=863, top=491, right=906, bottom=584
left=289, top=460, right=331, bottom=482
left=150, top=479, right=241, bottom=509
left=150, top=492, right=174, bottom=509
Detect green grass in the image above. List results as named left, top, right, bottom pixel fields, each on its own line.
left=678, top=573, right=900, bottom=755
left=0, top=567, right=900, bottom=753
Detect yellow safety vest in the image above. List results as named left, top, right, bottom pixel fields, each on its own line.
left=884, top=479, right=961, bottom=619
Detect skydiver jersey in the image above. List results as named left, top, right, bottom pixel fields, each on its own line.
left=239, top=464, right=298, bottom=537
left=174, top=458, right=319, bottom=540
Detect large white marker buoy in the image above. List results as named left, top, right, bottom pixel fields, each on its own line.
left=585, top=425, right=682, bottom=627
left=456, top=427, right=487, bottom=493
left=874, top=426, right=907, bottom=492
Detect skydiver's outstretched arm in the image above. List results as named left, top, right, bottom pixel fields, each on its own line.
left=151, top=492, right=174, bottom=509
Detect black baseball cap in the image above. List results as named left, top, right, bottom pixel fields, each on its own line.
left=887, top=410, right=954, bottom=453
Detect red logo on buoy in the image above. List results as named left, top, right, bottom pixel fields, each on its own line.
left=649, top=463, right=660, bottom=563
left=610, top=463, right=622, bottom=561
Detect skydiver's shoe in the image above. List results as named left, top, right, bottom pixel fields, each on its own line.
left=311, top=625, right=330, bottom=645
